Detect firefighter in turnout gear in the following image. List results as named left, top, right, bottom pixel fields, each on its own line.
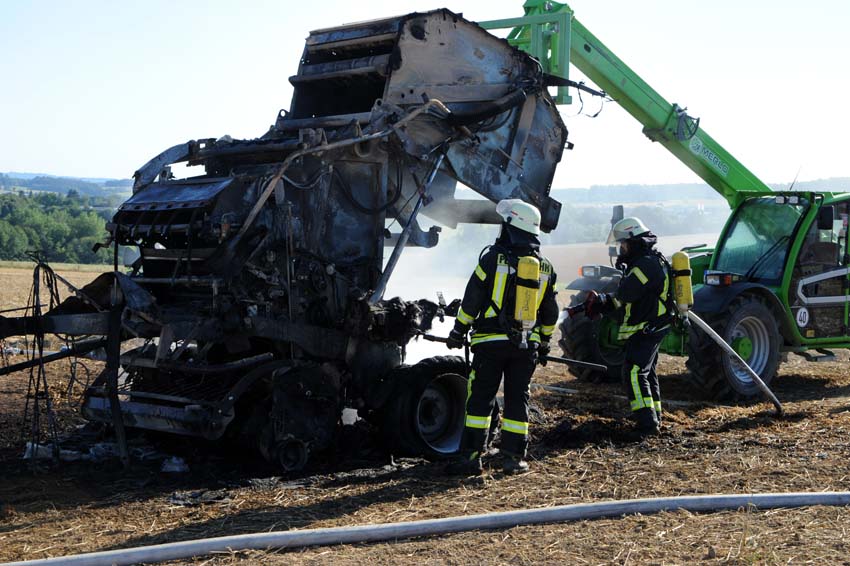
left=585, top=217, right=672, bottom=436
left=445, top=199, right=559, bottom=475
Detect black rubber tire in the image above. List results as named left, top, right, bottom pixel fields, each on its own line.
left=559, top=304, right=623, bottom=382
left=686, top=294, right=781, bottom=401
left=381, top=356, right=499, bottom=459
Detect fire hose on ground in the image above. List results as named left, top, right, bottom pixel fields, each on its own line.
left=421, top=333, right=607, bottom=373
left=5, top=491, right=850, bottom=566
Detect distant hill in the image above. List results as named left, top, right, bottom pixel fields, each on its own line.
left=550, top=177, right=850, bottom=205
left=0, top=172, right=132, bottom=197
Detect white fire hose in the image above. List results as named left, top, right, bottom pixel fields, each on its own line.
left=686, top=311, right=783, bottom=416
left=5, top=491, right=849, bottom=565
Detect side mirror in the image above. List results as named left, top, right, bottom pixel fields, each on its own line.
left=611, top=205, right=624, bottom=224
left=817, top=205, right=835, bottom=231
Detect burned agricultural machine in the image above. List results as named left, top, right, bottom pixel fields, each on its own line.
left=0, top=10, right=567, bottom=470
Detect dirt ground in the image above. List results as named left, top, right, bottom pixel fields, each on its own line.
left=1, top=266, right=850, bottom=565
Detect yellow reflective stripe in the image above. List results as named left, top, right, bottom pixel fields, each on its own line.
left=502, top=418, right=529, bottom=435
left=456, top=307, right=475, bottom=326
left=629, top=365, right=642, bottom=411
left=470, top=333, right=509, bottom=346
left=630, top=267, right=649, bottom=284
left=484, top=306, right=497, bottom=318
left=466, top=369, right=476, bottom=403
left=529, top=332, right=541, bottom=343
left=541, top=324, right=556, bottom=336
left=654, top=400, right=662, bottom=413
left=629, top=364, right=654, bottom=412
left=465, top=414, right=492, bottom=429
left=491, top=255, right=509, bottom=310
left=474, top=264, right=487, bottom=281
left=618, top=321, right=647, bottom=341
left=536, top=272, right=550, bottom=309
left=658, top=267, right=670, bottom=316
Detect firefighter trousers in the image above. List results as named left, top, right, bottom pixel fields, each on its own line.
left=621, top=328, right=668, bottom=430
left=460, top=341, right=536, bottom=459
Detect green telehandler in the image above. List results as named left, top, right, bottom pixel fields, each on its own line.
left=484, top=1, right=850, bottom=400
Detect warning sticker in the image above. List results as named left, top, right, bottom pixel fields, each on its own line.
left=795, top=307, right=810, bottom=328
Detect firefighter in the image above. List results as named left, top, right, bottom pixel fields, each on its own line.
left=445, top=199, right=559, bottom=475
left=585, top=217, right=672, bottom=436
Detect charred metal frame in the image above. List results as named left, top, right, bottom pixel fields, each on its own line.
left=0, top=9, right=568, bottom=470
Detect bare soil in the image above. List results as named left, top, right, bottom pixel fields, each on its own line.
left=1, top=265, right=849, bottom=565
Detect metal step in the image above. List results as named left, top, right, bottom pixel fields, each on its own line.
left=799, top=348, right=837, bottom=362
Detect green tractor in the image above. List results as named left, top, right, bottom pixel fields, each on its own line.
left=560, top=197, right=850, bottom=400
left=484, top=1, right=850, bottom=400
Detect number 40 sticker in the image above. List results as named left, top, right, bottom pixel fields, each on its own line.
left=795, top=307, right=810, bottom=328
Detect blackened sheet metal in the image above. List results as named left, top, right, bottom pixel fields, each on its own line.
left=306, top=15, right=403, bottom=48
left=133, top=142, right=196, bottom=191
left=0, top=313, right=111, bottom=338
left=82, top=397, right=233, bottom=440
left=121, top=178, right=236, bottom=212
left=247, top=316, right=349, bottom=360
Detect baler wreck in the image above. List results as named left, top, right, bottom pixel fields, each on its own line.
left=1, top=9, right=567, bottom=470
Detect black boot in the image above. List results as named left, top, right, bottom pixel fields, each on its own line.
left=634, top=408, right=660, bottom=437
left=445, top=451, right=483, bottom=476
left=503, top=455, right=530, bottom=474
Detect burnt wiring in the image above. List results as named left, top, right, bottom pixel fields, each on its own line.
left=21, top=256, right=63, bottom=461
left=569, top=80, right=610, bottom=118
left=331, top=156, right=404, bottom=215
left=282, top=167, right=332, bottom=190
left=19, top=255, right=98, bottom=462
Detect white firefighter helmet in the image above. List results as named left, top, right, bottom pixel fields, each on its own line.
left=496, top=199, right=541, bottom=235
left=606, top=216, right=650, bottom=245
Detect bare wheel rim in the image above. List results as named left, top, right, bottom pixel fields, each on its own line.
left=728, top=315, right=770, bottom=383
left=415, top=373, right=466, bottom=454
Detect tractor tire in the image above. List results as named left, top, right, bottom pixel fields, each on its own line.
left=686, top=294, right=781, bottom=401
left=382, top=356, right=467, bottom=459
left=559, top=312, right=623, bottom=382
left=381, top=356, right=499, bottom=459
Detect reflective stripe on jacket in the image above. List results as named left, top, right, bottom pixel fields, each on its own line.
left=614, top=253, right=670, bottom=341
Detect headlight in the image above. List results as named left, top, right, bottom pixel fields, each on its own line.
left=580, top=265, right=599, bottom=278
left=704, top=271, right=735, bottom=286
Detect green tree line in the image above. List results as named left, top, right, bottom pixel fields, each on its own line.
left=0, top=191, right=112, bottom=264
left=0, top=172, right=132, bottom=197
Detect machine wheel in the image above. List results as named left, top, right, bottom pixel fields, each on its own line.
left=382, top=356, right=467, bottom=458
left=381, top=356, right=499, bottom=459
left=686, top=294, right=781, bottom=400
left=559, top=309, right=623, bottom=382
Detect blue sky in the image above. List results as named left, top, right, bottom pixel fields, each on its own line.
left=1, top=0, right=847, bottom=188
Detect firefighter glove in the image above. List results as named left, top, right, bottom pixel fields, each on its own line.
left=446, top=327, right=466, bottom=349
left=537, top=340, right=550, bottom=365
